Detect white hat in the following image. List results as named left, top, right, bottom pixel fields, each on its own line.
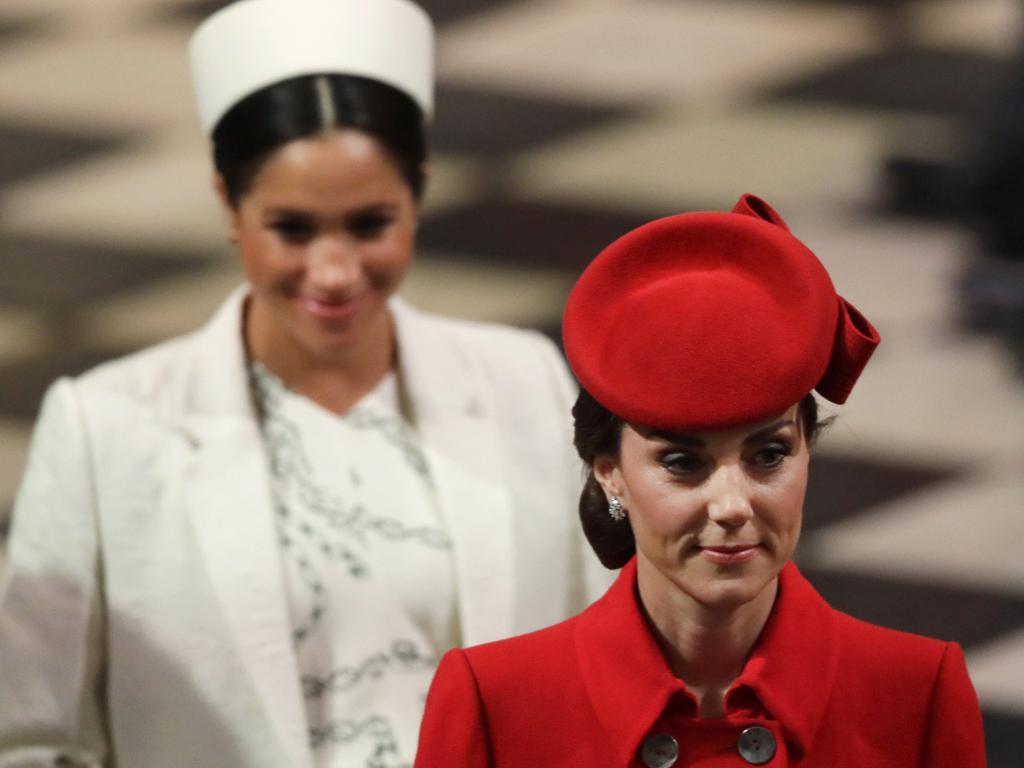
left=189, top=0, right=434, bottom=134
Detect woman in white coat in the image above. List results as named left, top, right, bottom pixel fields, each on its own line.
left=0, top=1, right=609, bottom=766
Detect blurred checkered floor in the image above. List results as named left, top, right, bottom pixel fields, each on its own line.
left=0, top=0, right=1022, bottom=762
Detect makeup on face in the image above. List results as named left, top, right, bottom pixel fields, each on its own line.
left=600, top=406, right=808, bottom=612
left=231, top=129, right=418, bottom=370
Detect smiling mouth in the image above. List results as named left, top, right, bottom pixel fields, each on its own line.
left=300, top=294, right=363, bottom=320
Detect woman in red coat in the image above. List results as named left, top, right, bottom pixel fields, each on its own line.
left=413, top=194, right=986, bottom=767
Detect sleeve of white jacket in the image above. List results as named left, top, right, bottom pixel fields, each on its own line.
left=0, top=379, right=107, bottom=767
left=533, top=337, right=616, bottom=608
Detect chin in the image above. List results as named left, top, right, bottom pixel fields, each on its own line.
left=308, top=334, right=361, bottom=361
left=683, top=570, right=775, bottom=611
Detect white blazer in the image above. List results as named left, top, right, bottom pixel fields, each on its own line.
left=0, top=291, right=612, bottom=768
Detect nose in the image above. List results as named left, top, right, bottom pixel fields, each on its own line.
left=307, top=235, right=361, bottom=291
left=705, top=464, right=754, bottom=529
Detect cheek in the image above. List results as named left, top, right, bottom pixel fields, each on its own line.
left=767, top=460, right=808, bottom=532
left=236, top=230, right=270, bottom=268
left=366, top=234, right=415, bottom=284
left=236, top=232, right=297, bottom=281
left=629, top=482, right=701, bottom=540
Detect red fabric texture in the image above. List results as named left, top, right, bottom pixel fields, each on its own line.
left=415, top=560, right=985, bottom=767
left=562, top=194, right=880, bottom=429
left=815, top=296, right=882, bottom=404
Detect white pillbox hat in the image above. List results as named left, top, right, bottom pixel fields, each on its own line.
left=189, top=0, right=434, bottom=134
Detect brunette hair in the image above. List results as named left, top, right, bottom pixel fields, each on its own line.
left=211, top=73, right=427, bottom=207
left=573, top=389, right=826, bottom=569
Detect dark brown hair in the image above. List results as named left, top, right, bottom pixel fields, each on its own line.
left=212, top=73, right=427, bottom=207
left=573, top=389, right=826, bottom=569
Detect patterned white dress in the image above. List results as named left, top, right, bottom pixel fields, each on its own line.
left=251, top=362, right=459, bottom=768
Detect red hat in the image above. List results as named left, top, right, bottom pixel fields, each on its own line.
left=563, top=194, right=880, bottom=430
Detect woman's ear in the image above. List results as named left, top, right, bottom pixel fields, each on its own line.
left=593, top=454, right=623, bottom=502
left=212, top=173, right=240, bottom=243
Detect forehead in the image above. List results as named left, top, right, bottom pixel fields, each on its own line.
left=244, top=128, right=408, bottom=204
left=628, top=403, right=802, bottom=447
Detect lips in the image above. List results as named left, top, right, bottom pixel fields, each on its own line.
left=300, top=294, right=363, bottom=321
left=699, top=544, right=760, bottom=564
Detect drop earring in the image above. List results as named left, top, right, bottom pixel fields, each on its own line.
left=608, top=496, right=625, bottom=521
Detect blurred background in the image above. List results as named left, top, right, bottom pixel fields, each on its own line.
left=0, top=0, right=1022, bottom=762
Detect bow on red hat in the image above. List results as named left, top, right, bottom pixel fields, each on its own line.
left=563, top=194, right=880, bottom=430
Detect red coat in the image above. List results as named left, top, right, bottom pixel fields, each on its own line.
left=415, top=559, right=985, bottom=767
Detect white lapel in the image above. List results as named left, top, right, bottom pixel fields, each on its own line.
left=176, top=290, right=312, bottom=768
left=392, top=299, right=516, bottom=645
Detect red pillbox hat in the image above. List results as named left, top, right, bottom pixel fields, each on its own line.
left=563, top=194, right=880, bottom=430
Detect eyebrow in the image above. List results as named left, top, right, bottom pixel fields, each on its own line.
left=263, top=208, right=315, bottom=219
left=644, top=418, right=795, bottom=447
left=745, top=418, right=796, bottom=444
left=263, top=203, right=399, bottom=219
left=646, top=430, right=704, bottom=447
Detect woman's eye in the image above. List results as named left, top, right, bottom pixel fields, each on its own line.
left=270, top=220, right=314, bottom=243
left=753, top=443, right=790, bottom=469
left=660, top=452, right=704, bottom=475
left=349, top=215, right=391, bottom=238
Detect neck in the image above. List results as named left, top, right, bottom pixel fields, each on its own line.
left=245, top=296, right=396, bottom=414
left=637, top=562, right=778, bottom=718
